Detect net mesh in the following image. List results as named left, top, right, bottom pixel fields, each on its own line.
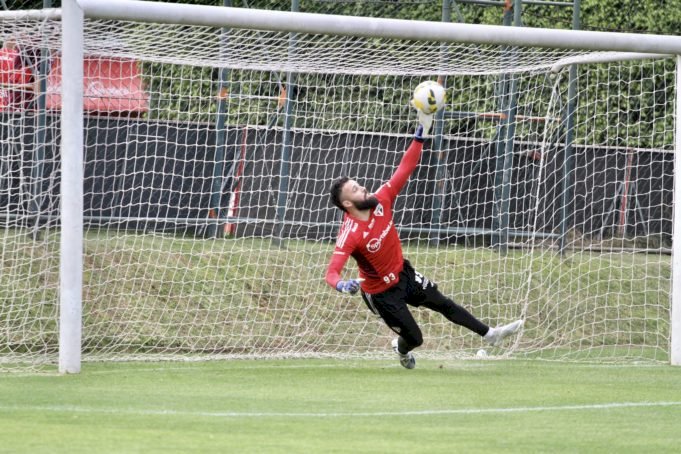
left=0, top=12, right=676, bottom=372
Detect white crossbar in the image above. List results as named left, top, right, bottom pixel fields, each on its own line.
left=77, top=0, right=681, bottom=55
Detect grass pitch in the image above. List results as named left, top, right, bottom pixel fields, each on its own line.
left=1, top=359, right=680, bottom=453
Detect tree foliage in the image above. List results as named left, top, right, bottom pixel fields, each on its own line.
left=8, top=0, right=681, bottom=35
left=5, top=0, right=679, bottom=148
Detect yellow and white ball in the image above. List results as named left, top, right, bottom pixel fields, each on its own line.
left=411, top=80, right=446, bottom=115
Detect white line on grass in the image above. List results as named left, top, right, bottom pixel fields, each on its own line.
left=83, top=362, right=396, bottom=375
left=0, top=360, right=668, bottom=379
left=0, top=362, right=376, bottom=378
left=2, top=401, right=681, bottom=418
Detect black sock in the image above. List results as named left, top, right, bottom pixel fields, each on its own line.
left=397, top=337, right=410, bottom=354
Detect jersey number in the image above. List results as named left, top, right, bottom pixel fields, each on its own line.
left=382, top=273, right=396, bottom=284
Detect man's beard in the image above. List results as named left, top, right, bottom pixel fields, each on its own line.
left=353, top=195, right=379, bottom=211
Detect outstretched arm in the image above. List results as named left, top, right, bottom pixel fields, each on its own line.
left=326, top=252, right=362, bottom=294
left=325, top=252, right=348, bottom=289
left=379, top=136, right=424, bottom=201
left=377, top=114, right=432, bottom=201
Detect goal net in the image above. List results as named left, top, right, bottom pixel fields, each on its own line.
left=0, top=6, right=677, bottom=372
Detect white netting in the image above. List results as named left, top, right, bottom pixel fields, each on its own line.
left=0, top=13, right=676, bottom=372
left=0, top=16, right=61, bottom=371
left=82, top=20, right=595, bottom=77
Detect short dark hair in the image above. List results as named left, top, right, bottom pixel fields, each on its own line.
left=329, top=176, right=350, bottom=212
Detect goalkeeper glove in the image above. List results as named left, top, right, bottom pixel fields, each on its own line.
left=336, top=279, right=362, bottom=295
left=415, top=110, right=434, bottom=140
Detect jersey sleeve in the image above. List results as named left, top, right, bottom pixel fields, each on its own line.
left=325, top=220, right=356, bottom=289
left=325, top=250, right=350, bottom=289
left=374, top=139, right=423, bottom=204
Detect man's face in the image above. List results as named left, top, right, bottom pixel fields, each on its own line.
left=340, top=179, right=378, bottom=211
left=3, top=38, right=16, bottom=50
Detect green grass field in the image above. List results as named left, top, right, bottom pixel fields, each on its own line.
left=1, top=359, right=680, bottom=453
left=1, top=231, right=672, bottom=363
left=2, top=232, right=678, bottom=451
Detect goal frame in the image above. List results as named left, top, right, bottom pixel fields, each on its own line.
left=56, top=0, right=681, bottom=372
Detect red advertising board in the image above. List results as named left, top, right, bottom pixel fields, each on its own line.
left=46, top=56, right=149, bottom=114
left=0, top=47, right=33, bottom=111
left=1, top=53, right=148, bottom=114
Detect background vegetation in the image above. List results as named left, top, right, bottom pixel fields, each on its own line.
left=8, top=0, right=681, bottom=35
left=4, top=1, right=680, bottom=148
left=0, top=231, right=670, bottom=361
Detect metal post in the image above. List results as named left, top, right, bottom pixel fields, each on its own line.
left=30, top=0, right=52, bottom=240
left=496, top=0, right=522, bottom=250
left=59, top=0, right=83, bottom=374
left=428, top=0, right=451, bottom=246
left=207, top=0, right=232, bottom=238
left=498, top=80, right=518, bottom=254
left=672, top=55, right=681, bottom=366
left=272, top=0, right=299, bottom=246
left=513, top=0, right=522, bottom=25
left=559, top=0, right=580, bottom=253
left=492, top=2, right=514, bottom=251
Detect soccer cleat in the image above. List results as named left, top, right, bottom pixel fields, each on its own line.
left=484, top=319, right=524, bottom=347
left=391, top=338, right=416, bottom=370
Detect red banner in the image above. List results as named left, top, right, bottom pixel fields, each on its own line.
left=0, top=47, right=33, bottom=111
left=46, top=56, right=149, bottom=114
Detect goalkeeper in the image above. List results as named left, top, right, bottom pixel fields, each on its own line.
left=325, top=111, right=522, bottom=369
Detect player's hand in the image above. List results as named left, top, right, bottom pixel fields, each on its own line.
left=336, top=279, right=362, bottom=295
left=415, top=110, right=434, bottom=139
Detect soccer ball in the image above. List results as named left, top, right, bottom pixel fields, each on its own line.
left=411, top=80, right=446, bottom=115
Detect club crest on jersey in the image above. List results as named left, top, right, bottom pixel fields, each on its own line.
left=374, top=203, right=384, bottom=217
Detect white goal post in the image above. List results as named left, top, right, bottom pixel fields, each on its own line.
left=674, top=54, right=681, bottom=368
left=0, top=0, right=679, bottom=373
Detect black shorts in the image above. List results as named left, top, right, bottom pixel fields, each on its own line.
left=360, top=260, right=488, bottom=348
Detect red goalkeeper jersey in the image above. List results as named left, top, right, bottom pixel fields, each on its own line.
left=325, top=139, right=424, bottom=294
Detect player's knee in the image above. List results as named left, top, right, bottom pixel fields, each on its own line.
left=405, top=331, right=423, bottom=349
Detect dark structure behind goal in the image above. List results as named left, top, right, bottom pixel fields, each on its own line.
left=0, top=113, right=673, bottom=248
